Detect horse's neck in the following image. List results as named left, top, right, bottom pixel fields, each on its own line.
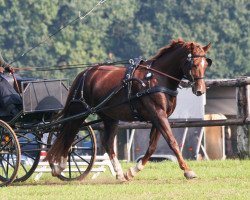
left=151, top=51, right=185, bottom=90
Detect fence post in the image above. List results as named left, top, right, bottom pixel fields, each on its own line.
left=236, top=79, right=250, bottom=158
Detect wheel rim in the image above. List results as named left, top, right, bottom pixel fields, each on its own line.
left=0, top=120, right=20, bottom=187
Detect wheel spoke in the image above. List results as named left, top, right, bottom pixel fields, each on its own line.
left=71, top=151, right=90, bottom=165
left=0, top=139, right=12, bottom=152
left=72, top=133, right=90, bottom=146
left=0, top=160, right=8, bottom=178
left=67, top=155, right=72, bottom=179
left=14, top=132, right=41, bottom=183
left=71, top=154, right=81, bottom=175
left=19, top=162, right=28, bottom=174
left=0, top=154, right=16, bottom=169
left=0, top=120, right=20, bottom=187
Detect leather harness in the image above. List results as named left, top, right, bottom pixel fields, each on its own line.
left=123, top=57, right=178, bottom=121
left=71, top=58, right=178, bottom=121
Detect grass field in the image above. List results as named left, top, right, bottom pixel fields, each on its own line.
left=0, top=159, right=250, bottom=200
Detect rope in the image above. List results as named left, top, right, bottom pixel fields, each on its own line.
left=11, top=72, right=22, bottom=99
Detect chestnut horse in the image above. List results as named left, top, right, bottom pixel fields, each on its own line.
left=46, top=39, right=212, bottom=181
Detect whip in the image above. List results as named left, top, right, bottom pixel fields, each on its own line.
left=8, top=0, right=107, bottom=66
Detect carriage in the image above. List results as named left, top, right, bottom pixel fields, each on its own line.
left=0, top=77, right=97, bottom=187
left=0, top=39, right=212, bottom=187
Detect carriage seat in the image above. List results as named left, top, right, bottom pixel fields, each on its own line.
left=0, top=75, right=36, bottom=118
left=0, top=77, right=68, bottom=122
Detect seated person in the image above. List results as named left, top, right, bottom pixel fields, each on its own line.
left=0, top=56, right=22, bottom=117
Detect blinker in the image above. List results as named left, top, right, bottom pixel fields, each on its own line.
left=186, top=54, right=193, bottom=70
left=206, top=58, right=212, bottom=67
left=187, top=53, right=192, bottom=62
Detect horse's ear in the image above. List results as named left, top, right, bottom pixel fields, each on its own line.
left=0, top=52, right=5, bottom=66
left=203, top=43, right=211, bottom=53
left=0, top=52, right=4, bottom=61
left=189, top=42, right=195, bottom=52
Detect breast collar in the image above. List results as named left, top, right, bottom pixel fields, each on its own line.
left=123, top=57, right=178, bottom=121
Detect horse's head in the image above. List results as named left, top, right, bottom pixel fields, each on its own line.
left=181, top=42, right=212, bottom=96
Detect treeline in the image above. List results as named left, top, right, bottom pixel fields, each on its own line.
left=0, top=0, right=249, bottom=80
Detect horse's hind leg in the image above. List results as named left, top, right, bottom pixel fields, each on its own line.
left=100, top=115, right=126, bottom=182
left=125, top=126, right=160, bottom=180
left=46, top=103, right=87, bottom=176
left=50, top=155, right=68, bottom=177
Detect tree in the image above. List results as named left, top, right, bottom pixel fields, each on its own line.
left=0, top=0, right=249, bottom=80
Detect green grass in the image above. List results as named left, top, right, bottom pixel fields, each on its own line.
left=1, top=160, right=250, bottom=200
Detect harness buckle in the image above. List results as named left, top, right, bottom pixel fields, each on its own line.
left=129, top=59, right=135, bottom=65
left=136, top=92, right=143, bottom=98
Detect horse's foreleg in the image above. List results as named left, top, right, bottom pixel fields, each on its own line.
left=156, top=116, right=197, bottom=179
left=101, top=117, right=126, bottom=182
left=125, top=127, right=160, bottom=180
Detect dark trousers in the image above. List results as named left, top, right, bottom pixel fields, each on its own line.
left=0, top=76, right=22, bottom=116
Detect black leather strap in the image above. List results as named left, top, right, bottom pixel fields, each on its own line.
left=124, top=57, right=144, bottom=120
left=135, top=86, right=178, bottom=98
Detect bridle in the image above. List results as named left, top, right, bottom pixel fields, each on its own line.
left=138, top=53, right=212, bottom=87
left=184, top=53, right=212, bottom=82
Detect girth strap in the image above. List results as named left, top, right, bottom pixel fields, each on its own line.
left=128, top=86, right=178, bottom=121
left=135, top=86, right=178, bottom=98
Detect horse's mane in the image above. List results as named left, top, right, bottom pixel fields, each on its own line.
left=150, top=38, right=202, bottom=60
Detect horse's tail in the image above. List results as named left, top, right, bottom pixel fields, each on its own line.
left=45, top=70, right=90, bottom=163
left=45, top=107, right=87, bottom=163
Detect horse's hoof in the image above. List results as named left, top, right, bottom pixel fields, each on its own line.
left=184, top=170, right=197, bottom=179
left=51, top=165, right=63, bottom=177
left=51, top=168, right=59, bottom=177
left=124, top=168, right=134, bottom=181
left=116, top=174, right=127, bottom=182
left=124, top=173, right=132, bottom=181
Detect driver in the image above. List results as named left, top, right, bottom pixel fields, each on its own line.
left=0, top=55, right=22, bottom=117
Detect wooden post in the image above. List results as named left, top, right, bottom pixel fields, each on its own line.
left=236, top=78, right=250, bottom=159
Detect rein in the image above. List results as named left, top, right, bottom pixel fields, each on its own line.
left=138, top=64, right=191, bottom=87
left=138, top=64, right=182, bottom=82
left=11, top=72, right=22, bottom=98
left=12, top=60, right=130, bottom=72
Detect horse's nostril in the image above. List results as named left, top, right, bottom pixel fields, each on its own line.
left=196, top=91, right=203, bottom=96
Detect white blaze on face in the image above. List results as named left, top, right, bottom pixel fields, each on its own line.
left=197, top=58, right=206, bottom=91
left=201, top=58, right=205, bottom=68
left=198, top=58, right=206, bottom=92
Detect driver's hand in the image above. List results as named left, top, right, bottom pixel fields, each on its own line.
left=0, top=67, right=4, bottom=73
left=4, top=66, right=15, bottom=73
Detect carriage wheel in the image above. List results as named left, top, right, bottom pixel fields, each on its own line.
left=57, top=125, right=96, bottom=181
left=14, top=132, right=41, bottom=182
left=0, top=120, right=21, bottom=187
